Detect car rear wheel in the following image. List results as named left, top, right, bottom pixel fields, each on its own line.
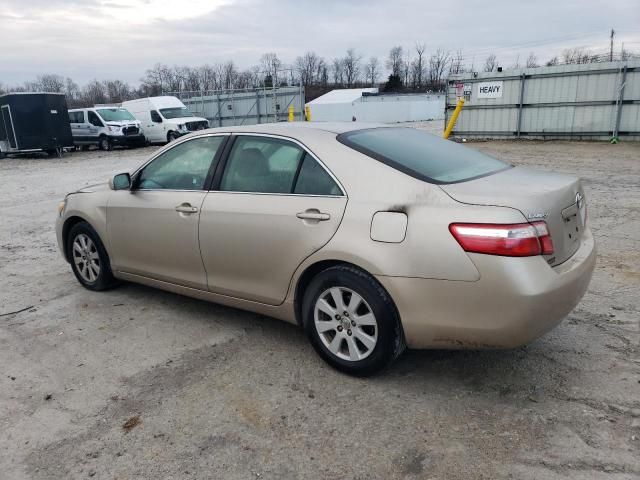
left=98, top=136, right=112, bottom=151
left=302, top=265, right=405, bottom=376
left=67, top=222, right=117, bottom=291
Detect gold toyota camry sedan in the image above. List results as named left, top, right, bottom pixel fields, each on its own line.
left=56, top=123, right=596, bottom=375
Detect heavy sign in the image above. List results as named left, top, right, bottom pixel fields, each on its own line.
left=477, top=81, right=503, bottom=99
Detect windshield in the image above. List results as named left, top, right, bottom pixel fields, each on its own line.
left=96, top=108, right=135, bottom=122
left=337, top=127, right=510, bottom=184
left=159, top=107, right=194, bottom=119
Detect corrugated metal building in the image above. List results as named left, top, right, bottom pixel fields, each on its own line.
left=308, top=88, right=445, bottom=123
left=170, top=86, right=304, bottom=127
left=446, top=61, right=640, bottom=140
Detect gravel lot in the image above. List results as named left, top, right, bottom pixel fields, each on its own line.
left=1, top=138, right=639, bottom=479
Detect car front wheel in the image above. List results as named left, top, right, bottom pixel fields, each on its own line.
left=67, top=222, right=117, bottom=291
left=98, top=136, right=112, bottom=151
left=302, top=265, right=405, bottom=376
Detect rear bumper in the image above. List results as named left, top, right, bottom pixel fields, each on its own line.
left=376, top=227, right=596, bottom=349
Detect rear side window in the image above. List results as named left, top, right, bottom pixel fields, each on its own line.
left=69, top=111, right=84, bottom=123
left=294, top=156, right=341, bottom=196
left=219, top=136, right=343, bottom=196
left=337, top=127, right=510, bottom=184
left=220, top=136, right=304, bottom=194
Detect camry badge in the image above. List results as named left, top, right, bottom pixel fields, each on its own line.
left=527, top=212, right=548, bottom=219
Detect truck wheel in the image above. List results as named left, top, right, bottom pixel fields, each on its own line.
left=167, top=131, right=179, bottom=143
left=98, top=136, right=112, bottom=151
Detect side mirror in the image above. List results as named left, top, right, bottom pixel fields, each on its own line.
left=110, top=173, right=131, bottom=190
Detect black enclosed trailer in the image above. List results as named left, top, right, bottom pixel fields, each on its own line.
left=0, top=93, right=74, bottom=158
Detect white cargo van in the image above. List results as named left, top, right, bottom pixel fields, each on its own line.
left=121, top=96, right=209, bottom=144
left=68, top=107, right=145, bottom=150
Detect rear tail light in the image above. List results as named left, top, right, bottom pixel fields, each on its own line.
left=449, top=221, right=554, bottom=257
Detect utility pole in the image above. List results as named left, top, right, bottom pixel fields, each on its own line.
left=610, top=28, right=615, bottom=62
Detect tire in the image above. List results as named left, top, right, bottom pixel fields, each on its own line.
left=80, top=145, right=90, bottom=151
left=0, top=150, right=6, bottom=159
left=66, top=221, right=118, bottom=291
left=98, top=136, right=112, bottom=151
left=167, top=131, right=179, bottom=143
left=302, top=265, right=405, bottom=376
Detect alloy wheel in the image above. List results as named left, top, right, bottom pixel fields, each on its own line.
left=72, top=233, right=100, bottom=283
left=314, top=286, right=378, bottom=362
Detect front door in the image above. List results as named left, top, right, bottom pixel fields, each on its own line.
left=199, top=135, right=347, bottom=305
left=107, top=134, right=228, bottom=289
left=146, top=110, right=165, bottom=143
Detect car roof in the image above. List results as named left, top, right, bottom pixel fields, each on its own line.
left=199, top=122, right=392, bottom=137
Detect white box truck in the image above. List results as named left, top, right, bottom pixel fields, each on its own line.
left=121, top=96, right=209, bottom=144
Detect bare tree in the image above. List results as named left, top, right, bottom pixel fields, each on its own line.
left=102, top=80, right=131, bottom=103
left=526, top=52, right=538, bottom=68
left=428, top=49, right=451, bottom=91
left=198, top=64, right=218, bottom=91
left=331, top=57, right=344, bottom=86
left=343, top=48, right=362, bottom=87
left=295, top=51, right=321, bottom=86
left=449, top=49, right=465, bottom=75
left=483, top=54, right=498, bottom=72
left=81, top=80, right=107, bottom=106
left=386, top=46, right=404, bottom=76
left=35, top=74, right=65, bottom=92
left=546, top=56, right=559, bottom=66
left=411, top=43, right=426, bottom=88
left=317, top=59, right=329, bottom=87
left=64, top=77, right=80, bottom=105
left=260, top=52, right=281, bottom=85
left=364, top=56, right=380, bottom=86
left=221, top=61, right=237, bottom=90
left=562, top=47, right=597, bottom=64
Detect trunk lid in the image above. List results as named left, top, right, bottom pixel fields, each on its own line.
left=440, top=166, right=587, bottom=266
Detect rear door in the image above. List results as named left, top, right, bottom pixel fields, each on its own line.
left=199, top=134, right=347, bottom=305
left=69, top=111, right=86, bottom=143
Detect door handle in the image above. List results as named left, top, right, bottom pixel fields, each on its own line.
left=296, top=210, right=330, bottom=221
left=175, top=203, right=198, bottom=214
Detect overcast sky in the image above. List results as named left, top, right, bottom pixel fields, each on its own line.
left=1, top=0, right=639, bottom=85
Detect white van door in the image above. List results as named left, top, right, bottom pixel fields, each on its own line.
left=146, top=109, right=166, bottom=143
left=69, top=111, right=86, bottom=144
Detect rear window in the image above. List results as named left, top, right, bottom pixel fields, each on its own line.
left=337, top=127, right=510, bottom=184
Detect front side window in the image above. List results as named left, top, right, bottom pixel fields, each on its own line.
left=136, top=136, right=225, bottom=190
left=87, top=111, right=103, bottom=128
left=338, top=127, right=510, bottom=184
left=150, top=110, right=162, bottom=123
left=159, top=107, right=194, bottom=119
left=96, top=108, right=135, bottom=122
